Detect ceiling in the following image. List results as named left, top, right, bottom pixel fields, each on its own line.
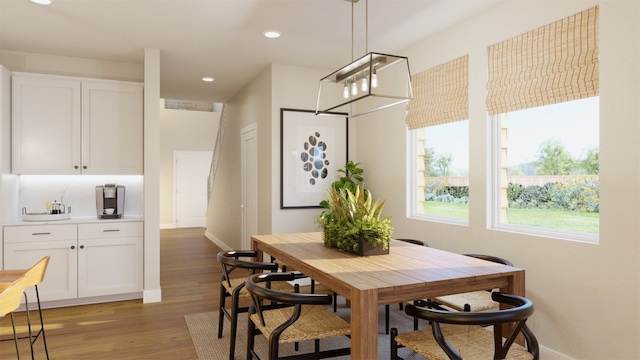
left=0, top=0, right=501, bottom=103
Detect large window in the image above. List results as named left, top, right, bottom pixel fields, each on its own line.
left=406, top=55, right=470, bottom=223
left=415, top=121, right=469, bottom=221
left=487, top=6, right=599, bottom=241
left=493, top=97, right=599, bottom=239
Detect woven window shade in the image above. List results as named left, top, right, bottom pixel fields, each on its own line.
left=486, top=6, right=599, bottom=115
left=405, top=55, right=469, bottom=130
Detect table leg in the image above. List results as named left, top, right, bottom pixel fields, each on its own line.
left=501, top=269, right=526, bottom=345
left=350, top=288, right=378, bottom=359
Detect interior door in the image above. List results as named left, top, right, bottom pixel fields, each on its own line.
left=175, top=150, right=213, bottom=228
left=241, top=124, right=258, bottom=250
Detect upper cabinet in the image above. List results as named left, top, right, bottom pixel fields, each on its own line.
left=11, top=73, right=143, bottom=175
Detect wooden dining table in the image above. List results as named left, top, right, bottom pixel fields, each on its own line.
left=251, top=232, right=525, bottom=360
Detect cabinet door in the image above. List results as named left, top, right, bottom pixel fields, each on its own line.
left=77, top=236, right=143, bottom=298
left=3, top=240, right=78, bottom=301
left=12, top=74, right=81, bottom=174
left=81, top=81, right=143, bottom=175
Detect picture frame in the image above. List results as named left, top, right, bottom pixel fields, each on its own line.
left=280, top=108, right=348, bottom=209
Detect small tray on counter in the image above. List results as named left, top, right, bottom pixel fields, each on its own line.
left=21, top=206, right=72, bottom=221
left=21, top=213, right=71, bottom=221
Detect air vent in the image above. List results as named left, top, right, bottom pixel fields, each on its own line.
left=164, top=99, right=215, bottom=112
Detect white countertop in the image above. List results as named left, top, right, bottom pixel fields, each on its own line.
left=4, top=215, right=144, bottom=227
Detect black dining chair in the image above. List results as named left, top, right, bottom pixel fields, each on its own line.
left=391, top=292, right=539, bottom=360
left=217, top=250, right=297, bottom=360
left=431, top=254, right=514, bottom=312
left=245, top=272, right=351, bottom=360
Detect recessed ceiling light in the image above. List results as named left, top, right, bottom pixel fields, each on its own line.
left=263, top=30, right=281, bottom=39
left=31, top=0, right=52, bottom=4
left=202, top=77, right=214, bottom=82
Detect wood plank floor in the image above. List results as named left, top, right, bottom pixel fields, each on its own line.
left=1, top=228, right=223, bottom=360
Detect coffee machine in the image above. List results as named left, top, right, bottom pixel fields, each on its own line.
left=96, top=184, right=125, bottom=219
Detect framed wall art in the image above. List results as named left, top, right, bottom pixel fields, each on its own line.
left=280, top=108, right=348, bottom=209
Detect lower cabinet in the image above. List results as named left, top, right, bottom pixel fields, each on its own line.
left=3, top=221, right=143, bottom=303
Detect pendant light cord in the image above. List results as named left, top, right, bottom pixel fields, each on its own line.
left=350, top=0, right=369, bottom=60
left=365, top=0, right=368, bottom=54
left=351, top=0, right=354, bottom=61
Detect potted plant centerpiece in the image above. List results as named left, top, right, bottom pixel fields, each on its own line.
left=318, top=161, right=393, bottom=256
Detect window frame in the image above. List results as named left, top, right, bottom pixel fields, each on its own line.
left=407, top=128, right=469, bottom=227
left=489, top=114, right=599, bottom=244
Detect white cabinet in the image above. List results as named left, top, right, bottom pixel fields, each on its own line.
left=77, top=222, right=143, bottom=297
left=3, top=224, right=78, bottom=302
left=11, top=75, right=81, bottom=175
left=81, top=81, right=143, bottom=175
left=11, top=73, right=143, bottom=175
left=3, top=221, right=143, bottom=303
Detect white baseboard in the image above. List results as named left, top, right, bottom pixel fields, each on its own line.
left=205, top=230, right=232, bottom=251
left=540, top=345, right=574, bottom=360
left=160, top=223, right=175, bottom=229
left=143, top=288, right=162, bottom=303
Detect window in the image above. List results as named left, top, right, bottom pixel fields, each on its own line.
left=492, top=97, right=599, bottom=239
left=487, top=6, right=599, bottom=241
left=417, top=120, right=469, bottom=221
left=406, top=55, right=469, bottom=223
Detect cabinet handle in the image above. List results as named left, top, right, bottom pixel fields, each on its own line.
left=83, top=165, right=87, bottom=169
left=74, top=165, right=79, bottom=169
left=80, top=245, right=85, bottom=249
left=71, top=245, right=75, bottom=250
left=32, top=232, right=51, bottom=235
left=103, top=229, right=120, bottom=232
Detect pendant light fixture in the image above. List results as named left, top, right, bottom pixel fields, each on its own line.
left=316, top=0, right=412, bottom=118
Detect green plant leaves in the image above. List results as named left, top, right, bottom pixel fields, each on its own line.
left=318, top=185, right=393, bottom=252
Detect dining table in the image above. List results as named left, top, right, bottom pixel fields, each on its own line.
left=251, top=232, right=525, bottom=360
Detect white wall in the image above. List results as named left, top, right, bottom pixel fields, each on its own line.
left=355, top=1, right=639, bottom=359
left=206, top=66, right=272, bottom=249
left=159, top=101, right=219, bottom=228
left=270, top=63, right=357, bottom=234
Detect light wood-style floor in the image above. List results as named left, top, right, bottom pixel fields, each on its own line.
left=1, top=227, right=223, bottom=359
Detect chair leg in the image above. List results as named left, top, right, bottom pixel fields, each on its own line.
left=390, top=327, right=403, bottom=360
left=10, top=313, right=21, bottom=360
left=217, top=284, right=227, bottom=338
left=33, top=286, right=49, bottom=360
left=333, top=292, right=337, bottom=312
left=228, top=290, right=242, bottom=360
left=385, top=304, right=390, bottom=334
left=246, top=315, right=256, bottom=360
left=23, top=293, right=35, bottom=360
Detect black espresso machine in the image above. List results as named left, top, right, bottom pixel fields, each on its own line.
left=95, top=184, right=125, bottom=219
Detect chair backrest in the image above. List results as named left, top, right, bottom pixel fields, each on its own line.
left=405, top=292, right=538, bottom=360
left=463, top=253, right=513, bottom=267
left=245, top=272, right=333, bottom=326
left=217, top=250, right=279, bottom=287
left=396, top=238, right=429, bottom=247
left=0, top=275, right=29, bottom=317
left=24, top=256, right=50, bottom=287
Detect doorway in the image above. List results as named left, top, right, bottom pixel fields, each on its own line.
left=174, top=150, right=213, bottom=228
left=241, top=124, right=258, bottom=249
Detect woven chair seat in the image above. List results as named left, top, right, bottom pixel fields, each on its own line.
left=395, top=325, right=533, bottom=360
left=221, top=277, right=294, bottom=298
left=250, top=305, right=350, bottom=344
left=434, top=290, right=498, bottom=312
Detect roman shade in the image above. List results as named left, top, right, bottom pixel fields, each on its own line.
left=486, top=6, right=599, bottom=115
left=405, top=55, right=469, bottom=130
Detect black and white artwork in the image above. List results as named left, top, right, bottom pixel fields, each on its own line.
left=280, top=108, right=348, bottom=209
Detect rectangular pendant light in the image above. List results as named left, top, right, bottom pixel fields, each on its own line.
left=316, top=52, right=413, bottom=118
